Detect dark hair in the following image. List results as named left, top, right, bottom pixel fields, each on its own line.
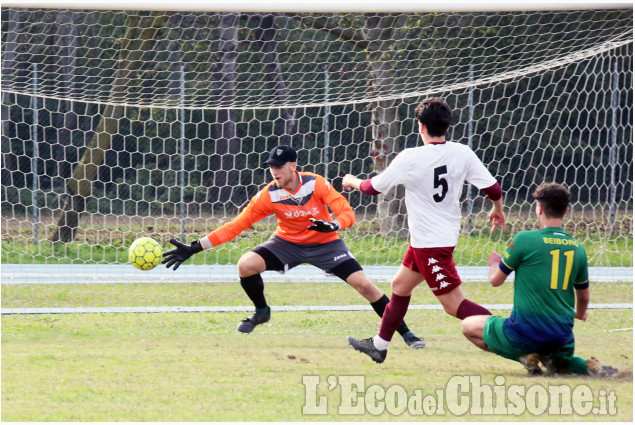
left=414, top=97, right=452, bottom=137
left=532, top=183, right=571, bottom=218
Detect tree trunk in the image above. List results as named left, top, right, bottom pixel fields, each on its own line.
left=297, top=14, right=409, bottom=238
left=1, top=9, right=20, bottom=187
left=206, top=12, right=242, bottom=213
left=51, top=106, right=121, bottom=242
left=369, top=100, right=408, bottom=238
left=256, top=14, right=297, bottom=145
left=51, top=14, right=168, bottom=242
left=363, top=15, right=408, bottom=238
left=52, top=11, right=79, bottom=176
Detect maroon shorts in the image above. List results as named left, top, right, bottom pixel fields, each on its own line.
left=402, top=245, right=462, bottom=296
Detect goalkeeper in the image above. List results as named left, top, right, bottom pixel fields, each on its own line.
left=163, top=145, right=426, bottom=348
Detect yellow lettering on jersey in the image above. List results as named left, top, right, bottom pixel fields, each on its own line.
left=543, top=237, right=578, bottom=247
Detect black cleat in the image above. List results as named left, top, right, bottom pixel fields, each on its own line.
left=347, top=336, right=387, bottom=364
left=237, top=307, right=271, bottom=333
left=519, top=353, right=543, bottom=375
left=586, top=356, right=619, bottom=378
left=402, top=332, right=426, bottom=349
left=537, top=354, right=568, bottom=375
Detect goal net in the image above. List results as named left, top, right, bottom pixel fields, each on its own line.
left=1, top=6, right=632, bottom=328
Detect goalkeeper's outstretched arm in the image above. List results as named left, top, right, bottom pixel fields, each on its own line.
left=164, top=190, right=270, bottom=270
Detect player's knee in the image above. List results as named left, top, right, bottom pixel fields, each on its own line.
left=461, top=317, right=482, bottom=338
left=349, top=277, right=370, bottom=291
left=237, top=252, right=265, bottom=277
left=390, top=279, right=410, bottom=297
left=461, top=316, right=485, bottom=339
left=461, top=318, right=472, bottom=336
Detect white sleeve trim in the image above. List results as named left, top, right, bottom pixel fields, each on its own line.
left=200, top=237, right=213, bottom=250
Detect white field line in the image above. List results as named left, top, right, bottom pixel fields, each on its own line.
left=2, top=303, right=632, bottom=315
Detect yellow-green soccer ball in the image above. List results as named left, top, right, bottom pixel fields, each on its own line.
left=129, top=237, right=162, bottom=271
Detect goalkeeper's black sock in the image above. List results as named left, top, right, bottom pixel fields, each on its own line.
left=240, top=274, right=268, bottom=309
left=370, top=294, right=410, bottom=336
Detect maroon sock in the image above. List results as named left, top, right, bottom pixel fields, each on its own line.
left=456, top=299, right=492, bottom=320
left=378, top=293, right=411, bottom=341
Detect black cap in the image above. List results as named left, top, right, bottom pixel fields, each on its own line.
left=263, top=145, right=297, bottom=167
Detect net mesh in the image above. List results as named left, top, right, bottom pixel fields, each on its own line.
left=1, top=9, right=632, bottom=108
left=1, top=8, right=632, bottom=318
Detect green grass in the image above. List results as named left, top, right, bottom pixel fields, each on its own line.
left=2, top=280, right=633, bottom=421
left=1, top=232, right=631, bottom=267
left=2, top=309, right=632, bottom=421
left=2, top=280, right=632, bottom=309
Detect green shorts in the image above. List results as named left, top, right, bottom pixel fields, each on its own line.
left=483, top=316, right=529, bottom=362
left=483, top=316, right=576, bottom=364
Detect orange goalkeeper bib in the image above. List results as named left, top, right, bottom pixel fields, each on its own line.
left=205, top=171, right=355, bottom=247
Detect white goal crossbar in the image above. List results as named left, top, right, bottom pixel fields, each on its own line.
left=2, top=1, right=632, bottom=12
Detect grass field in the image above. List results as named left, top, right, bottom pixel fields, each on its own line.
left=1, top=280, right=633, bottom=309
left=2, top=280, right=633, bottom=421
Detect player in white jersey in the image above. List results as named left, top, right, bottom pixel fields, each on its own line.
left=343, top=97, right=506, bottom=363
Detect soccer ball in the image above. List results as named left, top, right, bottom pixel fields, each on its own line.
left=129, top=237, right=162, bottom=271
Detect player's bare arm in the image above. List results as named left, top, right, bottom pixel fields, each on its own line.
left=575, top=287, right=590, bottom=321
left=487, top=251, right=507, bottom=287
left=488, top=198, right=506, bottom=233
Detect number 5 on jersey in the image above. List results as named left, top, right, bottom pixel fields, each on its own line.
left=433, top=165, right=448, bottom=202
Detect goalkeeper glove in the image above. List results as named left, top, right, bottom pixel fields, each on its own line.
left=162, top=238, right=203, bottom=271
left=308, top=218, right=340, bottom=233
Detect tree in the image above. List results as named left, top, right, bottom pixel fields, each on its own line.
left=51, top=13, right=169, bottom=242
left=51, top=11, right=80, bottom=174
left=255, top=14, right=297, bottom=145
left=298, top=13, right=409, bottom=237
left=1, top=8, right=20, bottom=187
left=205, top=12, right=243, bottom=213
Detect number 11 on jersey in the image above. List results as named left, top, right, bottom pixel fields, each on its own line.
left=550, top=249, right=575, bottom=291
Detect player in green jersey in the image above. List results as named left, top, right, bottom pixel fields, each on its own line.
left=461, top=183, right=618, bottom=376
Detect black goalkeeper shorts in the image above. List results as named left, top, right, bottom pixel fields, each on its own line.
left=252, top=235, right=363, bottom=281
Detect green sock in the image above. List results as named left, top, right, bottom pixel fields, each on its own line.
left=568, top=356, right=589, bottom=375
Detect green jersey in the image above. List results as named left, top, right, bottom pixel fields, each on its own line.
left=499, top=227, right=589, bottom=347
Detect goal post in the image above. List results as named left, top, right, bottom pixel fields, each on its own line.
left=1, top=6, right=632, bottom=318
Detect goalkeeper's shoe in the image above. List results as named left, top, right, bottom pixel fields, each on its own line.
left=237, top=307, right=271, bottom=333
left=347, top=337, right=387, bottom=364
left=519, top=353, right=544, bottom=375
left=586, top=356, right=619, bottom=378
left=402, top=332, right=426, bottom=349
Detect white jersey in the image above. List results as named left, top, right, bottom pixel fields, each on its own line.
left=371, top=141, right=496, bottom=248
